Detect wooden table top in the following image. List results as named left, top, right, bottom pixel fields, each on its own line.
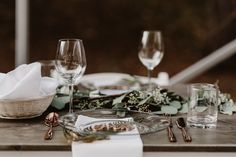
left=0, top=111, right=236, bottom=152
left=0, top=84, right=235, bottom=152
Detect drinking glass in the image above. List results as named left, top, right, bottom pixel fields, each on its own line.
left=187, top=83, right=218, bottom=128
left=138, top=31, right=164, bottom=90
left=55, top=39, right=86, bottom=114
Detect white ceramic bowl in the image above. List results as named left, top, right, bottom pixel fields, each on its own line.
left=0, top=93, right=55, bottom=119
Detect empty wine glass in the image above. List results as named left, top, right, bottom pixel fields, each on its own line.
left=55, top=39, right=86, bottom=114
left=138, top=31, right=164, bottom=90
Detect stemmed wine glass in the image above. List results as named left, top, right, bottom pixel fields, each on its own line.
left=55, top=39, right=86, bottom=114
left=138, top=31, right=164, bottom=90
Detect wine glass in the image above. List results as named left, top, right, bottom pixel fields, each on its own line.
left=55, top=39, right=86, bottom=114
left=138, top=31, right=164, bottom=90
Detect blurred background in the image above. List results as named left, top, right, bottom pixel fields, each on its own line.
left=2, top=0, right=236, bottom=98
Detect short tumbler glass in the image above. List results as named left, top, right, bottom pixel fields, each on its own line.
left=187, top=83, right=218, bottom=128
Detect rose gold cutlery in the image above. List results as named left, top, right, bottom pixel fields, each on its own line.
left=165, top=115, right=177, bottom=142
left=176, top=117, right=192, bottom=142
left=44, top=112, right=59, bottom=140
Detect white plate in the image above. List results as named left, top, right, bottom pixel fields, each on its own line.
left=80, top=73, right=136, bottom=87
left=80, top=73, right=145, bottom=95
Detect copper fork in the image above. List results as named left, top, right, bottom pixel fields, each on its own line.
left=165, top=114, right=177, bottom=142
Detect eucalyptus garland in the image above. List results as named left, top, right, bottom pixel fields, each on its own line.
left=51, top=86, right=236, bottom=115
left=52, top=88, right=188, bottom=115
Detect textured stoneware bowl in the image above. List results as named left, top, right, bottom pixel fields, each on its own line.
left=0, top=93, right=55, bottom=119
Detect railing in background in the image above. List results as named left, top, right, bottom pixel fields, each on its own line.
left=170, top=38, right=236, bottom=85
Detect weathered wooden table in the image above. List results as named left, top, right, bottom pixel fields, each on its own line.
left=0, top=84, right=235, bottom=157
left=0, top=112, right=236, bottom=157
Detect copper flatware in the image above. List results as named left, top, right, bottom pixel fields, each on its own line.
left=165, top=115, right=177, bottom=142
left=44, top=112, right=59, bottom=140
left=176, top=117, right=192, bottom=142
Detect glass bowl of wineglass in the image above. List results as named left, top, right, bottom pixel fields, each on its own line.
left=138, top=30, right=164, bottom=90
left=55, top=39, right=86, bottom=114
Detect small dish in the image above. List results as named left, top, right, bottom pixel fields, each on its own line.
left=58, top=109, right=169, bottom=140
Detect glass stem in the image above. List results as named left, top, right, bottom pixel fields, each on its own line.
left=147, top=69, right=152, bottom=90
left=68, top=84, right=74, bottom=113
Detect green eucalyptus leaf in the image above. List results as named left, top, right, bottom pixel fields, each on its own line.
left=112, top=94, right=126, bottom=105
left=113, top=103, right=125, bottom=109
left=169, top=101, right=182, bottom=109
left=179, top=103, right=188, bottom=114
left=51, top=96, right=69, bottom=110
left=161, top=106, right=178, bottom=115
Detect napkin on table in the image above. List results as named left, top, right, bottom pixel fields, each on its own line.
left=72, top=115, right=143, bottom=157
left=0, top=62, right=58, bottom=100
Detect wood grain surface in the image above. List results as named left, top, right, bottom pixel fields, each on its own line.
left=0, top=112, right=236, bottom=152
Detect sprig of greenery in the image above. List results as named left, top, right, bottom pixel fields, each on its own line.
left=218, top=93, right=236, bottom=115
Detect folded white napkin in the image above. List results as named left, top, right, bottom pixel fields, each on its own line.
left=72, top=115, right=143, bottom=157
left=0, top=62, right=58, bottom=99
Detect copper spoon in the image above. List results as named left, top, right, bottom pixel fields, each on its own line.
left=176, top=117, right=192, bottom=142
left=44, top=112, right=59, bottom=140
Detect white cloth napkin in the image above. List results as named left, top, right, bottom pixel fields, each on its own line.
left=0, top=62, right=58, bottom=99
left=72, top=115, right=143, bottom=157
